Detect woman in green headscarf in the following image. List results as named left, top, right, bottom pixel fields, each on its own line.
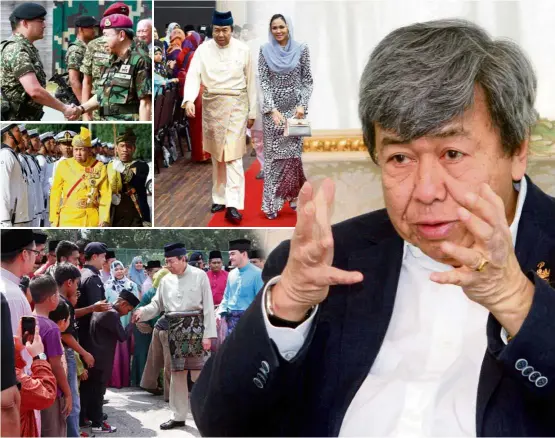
left=131, top=267, right=170, bottom=387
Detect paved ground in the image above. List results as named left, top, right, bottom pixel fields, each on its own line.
left=82, top=388, right=200, bottom=437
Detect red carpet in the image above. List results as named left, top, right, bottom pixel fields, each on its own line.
left=208, top=160, right=298, bottom=227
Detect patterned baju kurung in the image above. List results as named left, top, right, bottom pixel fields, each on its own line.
left=259, top=45, right=313, bottom=216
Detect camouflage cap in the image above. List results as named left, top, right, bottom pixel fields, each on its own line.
left=116, top=128, right=137, bottom=145
left=55, top=130, right=77, bottom=144
left=1, top=124, right=18, bottom=135
left=101, top=14, right=134, bottom=33
left=103, top=2, right=130, bottom=17
left=72, top=127, right=92, bottom=147
left=75, top=16, right=99, bottom=28
left=9, top=2, right=47, bottom=22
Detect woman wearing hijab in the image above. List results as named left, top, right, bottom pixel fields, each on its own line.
left=259, top=15, right=313, bottom=219
left=154, top=42, right=179, bottom=97
left=132, top=268, right=171, bottom=391
left=176, top=32, right=210, bottom=162
left=104, top=260, right=140, bottom=388
left=128, top=256, right=147, bottom=295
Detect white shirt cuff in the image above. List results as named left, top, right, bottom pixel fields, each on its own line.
left=261, top=275, right=318, bottom=362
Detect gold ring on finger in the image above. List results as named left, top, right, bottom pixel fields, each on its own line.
left=475, top=257, right=490, bottom=272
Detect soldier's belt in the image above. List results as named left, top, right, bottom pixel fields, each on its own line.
left=62, top=198, right=100, bottom=209
left=100, top=104, right=138, bottom=116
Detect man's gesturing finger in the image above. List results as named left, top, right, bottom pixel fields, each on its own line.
left=293, top=182, right=315, bottom=245
left=311, top=266, right=363, bottom=287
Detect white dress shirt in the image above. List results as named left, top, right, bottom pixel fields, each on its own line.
left=264, top=178, right=528, bottom=436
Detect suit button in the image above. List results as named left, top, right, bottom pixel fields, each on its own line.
left=253, top=377, right=264, bottom=389
left=522, top=366, right=534, bottom=377
left=535, top=376, right=548, bottom=388
left=515, top=359, right=528, bottom=371
left=256, top=372, right=267, bottom=383
left=528, top=371, right=541, bottom=383
left=261, top=360, right=270, bottom=374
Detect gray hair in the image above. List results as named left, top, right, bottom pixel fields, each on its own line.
left=359, top=19, right=537, bottom=163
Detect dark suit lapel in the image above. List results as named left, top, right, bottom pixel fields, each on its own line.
left=476, top=176, right=555, bottom=435
left=330, top=234, right=404, bottom=435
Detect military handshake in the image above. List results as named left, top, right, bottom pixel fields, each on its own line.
left=1, top=2, right=152, bottom=122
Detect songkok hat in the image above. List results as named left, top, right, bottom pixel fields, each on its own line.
left=39, top=132, right=54, bottom=141
left=33, top=232, right=47, bottom=245
left=101, top=14, right=134, bottom=34
left=18, top=125, right=27, bottom=134
left=55, top=130, right=77, bottom=144
left=164, top=243, right=187, bottom=258
left=106, top=250, right=116, bottom=260
left=103, top=2, right=130, bottom=17
left=116, top=128, right=137, bottom=145
left=189, top=252, right=204, bottom=263
left=1, top=124, right=17, bottom=135
left=72, top=127, right=92, bottom=147
left=48, top=240, right=60, bottom=252
left=146, top=260, right=161, bottom=269
left=75, top=16, right=99, bottom=28
left=249, top=249, right=265, bottom=260
left=229, top=238, right=251, bottom=252
left=209, top=250, right=222, bottom=260
left=1, top=230, right=35, bottom=256
left=212, top=10, right=233, bottom=27
left=84, top=242, right=108, bottom=256
left=10, top=2, right=47, bottom=22
left=28, top=129, right=39, bottom=138
left=119, top=289, right=140, bottom=308
left=183, top=24, right=195, bottom=33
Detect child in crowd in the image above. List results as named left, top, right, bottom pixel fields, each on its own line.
left=30, top=275, right=72, bottom=438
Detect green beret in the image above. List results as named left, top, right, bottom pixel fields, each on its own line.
left=10, top=2, right=47, bottom=22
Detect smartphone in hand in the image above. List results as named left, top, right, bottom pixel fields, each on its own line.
left=21, top=316, right=36, bottom=344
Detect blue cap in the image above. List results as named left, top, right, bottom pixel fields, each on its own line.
left=212, top=10, right=233, bottom=27
left=164, top=243, right=187, bottom=258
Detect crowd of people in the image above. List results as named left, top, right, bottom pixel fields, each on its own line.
left=0, top=2, right=152, bottom=122
left=1, top=230, right=266, bottom=436
left=0, top=125, right=151, bottom=228
left=155, top=11, right=313, bottom=223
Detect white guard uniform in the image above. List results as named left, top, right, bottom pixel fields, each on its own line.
left=0, top=145, right=31, bottom=227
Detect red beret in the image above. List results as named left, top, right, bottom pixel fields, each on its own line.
left=103, top=2, right=130, bottom=17
left=101, top=13, right=133, bottom=30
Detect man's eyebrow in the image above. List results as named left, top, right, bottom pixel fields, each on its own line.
left=380, top=126, right=471, bottom=147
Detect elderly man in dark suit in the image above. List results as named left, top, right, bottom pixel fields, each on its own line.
left=191, top=19, right=555, bottom=436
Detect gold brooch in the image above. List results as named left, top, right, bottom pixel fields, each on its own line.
left=536, top=262, right=551, bottom=281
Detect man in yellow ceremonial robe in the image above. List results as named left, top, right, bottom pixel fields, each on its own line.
left=49, top=127, right=111, bottom=227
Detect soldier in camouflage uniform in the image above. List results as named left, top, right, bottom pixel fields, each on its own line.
left=0, top=3, right=79, bottom=121
left=65, top=15, right=98, bottom=106
left=80, top=2, right=148, bottom=121
left=76, top=14, right=152, bottom=121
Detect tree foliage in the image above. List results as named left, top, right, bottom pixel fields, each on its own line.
left=42, top=229, right=260, bottom=251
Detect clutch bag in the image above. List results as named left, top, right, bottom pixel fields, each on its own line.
left=284, top=118, right=312, bottom=137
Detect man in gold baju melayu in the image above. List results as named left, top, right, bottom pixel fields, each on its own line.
left=49, top=127, right=110, bottom=227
